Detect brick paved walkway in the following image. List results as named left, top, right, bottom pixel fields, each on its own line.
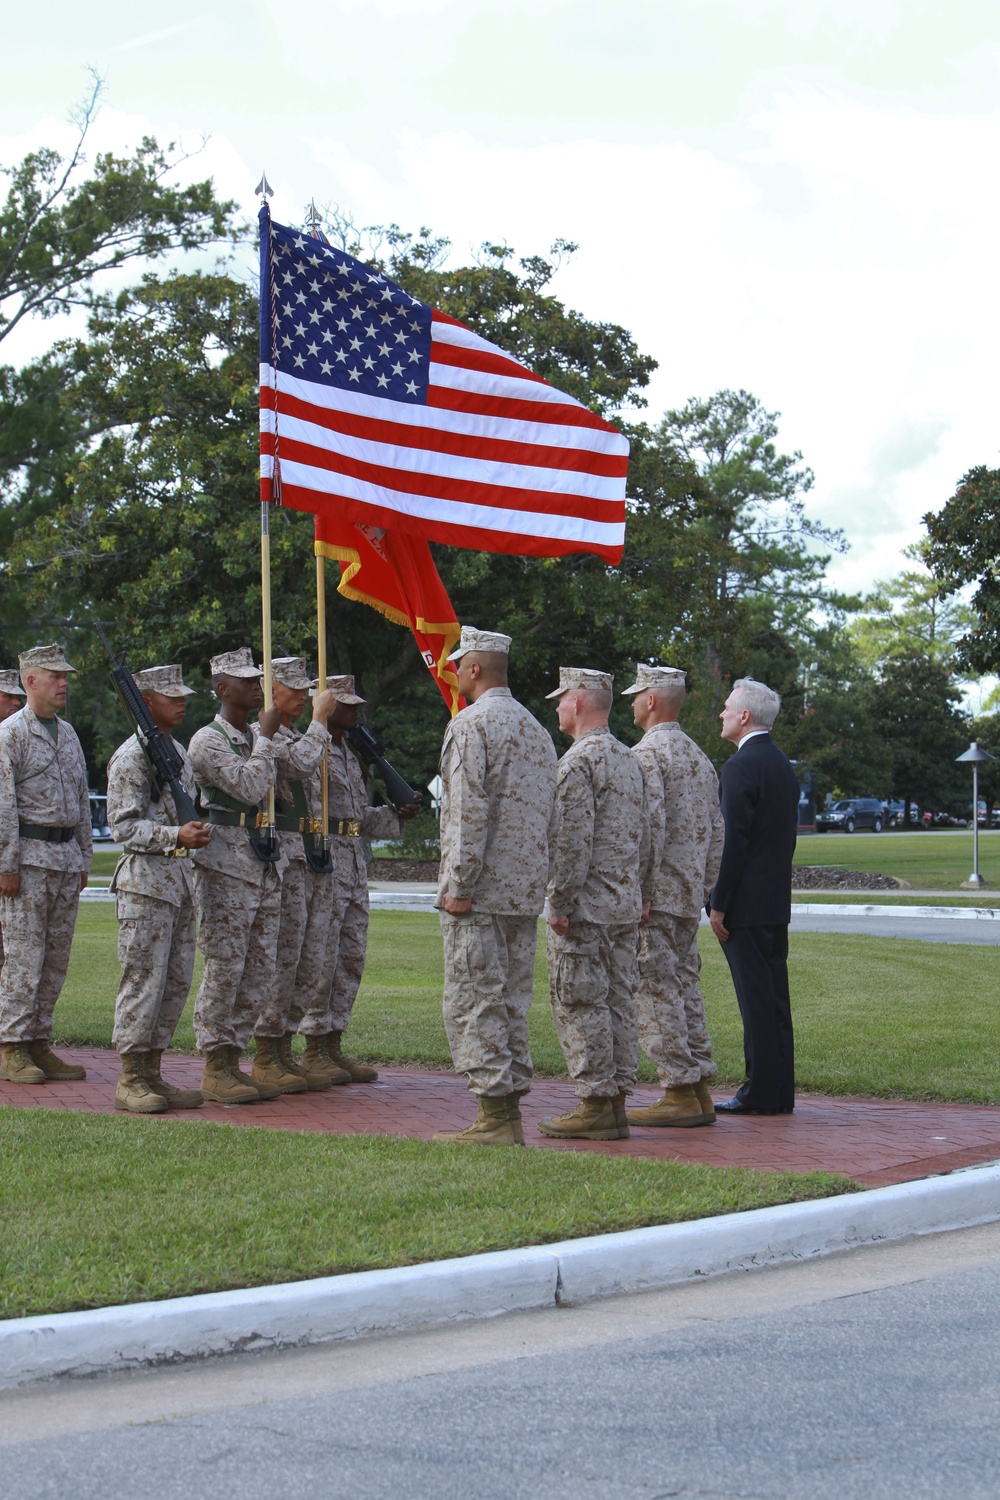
left=5, top=1047, right=1000, bottom=1188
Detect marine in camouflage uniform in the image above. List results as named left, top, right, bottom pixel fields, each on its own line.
left=107, top=664, right=209, bottom=1113
left=187, top=646, right=286, bottom=1105
left=538, top=667, right=647, bottom=1142
left=0, top=645, right=90, bottom=1085
left=249, top=658, right=336, bottom=1094
left=432, top=627, right=558, bottom=1147
left=0, top=669, right=25, bottom=984
left=624, top=663, right=725, bottom=1129
left=316, top=674, right=416, bottom=1082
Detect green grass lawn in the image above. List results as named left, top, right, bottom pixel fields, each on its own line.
left=794, top=830, right=1000, bottom=889
left=54, top=906, right=1000, bottom=1103
left=0, top=1107, right=852, bottom=1320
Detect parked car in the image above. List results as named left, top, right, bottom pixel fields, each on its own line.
left=816, top=797, right=885, bottom=833
left=89, top=791, right=113, bottom=841
left=884, top=800, right=921, bottom=827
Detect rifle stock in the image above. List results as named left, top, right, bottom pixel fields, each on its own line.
left=346, top=725, right=421, bottom=812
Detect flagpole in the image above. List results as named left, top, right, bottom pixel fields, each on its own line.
left=316, top=549, right=330, bottom=840
left=256, top=172, right=278, bottom=856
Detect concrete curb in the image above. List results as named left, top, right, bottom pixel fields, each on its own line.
left=3, top=1161, right=1000, bottom=1391
left=791, top=903, right=1000, bottom=921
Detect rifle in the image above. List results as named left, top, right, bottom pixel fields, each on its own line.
left=346, top=725, right=421, bottom=812
left=96, top=625, right=200, bottom=826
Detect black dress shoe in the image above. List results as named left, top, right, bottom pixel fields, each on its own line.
left=715, top=1097, right=789, bottom=1116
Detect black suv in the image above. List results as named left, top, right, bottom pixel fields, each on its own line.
left=816, top=798, right=884, bottom=833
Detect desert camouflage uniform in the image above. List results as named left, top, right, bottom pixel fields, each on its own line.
left=438, top=688, right=558, bottom=1096
left=107, top=734, right=199, bottom=1053
left=0, top=708, right=91, bottom=1042
left=251, top=719, right=329, bottom=1037
left=546, top=726, right=646, bottom=1099
left=321, top=737, right=402, bottom=1034
left=633, top=721, right=725, bottom=1086
left=187, top=716, right=285, bottom=1053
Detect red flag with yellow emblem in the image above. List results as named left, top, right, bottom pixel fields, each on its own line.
left=314, top=515, right=463, bottom=715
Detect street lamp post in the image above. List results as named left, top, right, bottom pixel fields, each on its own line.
left=956, top=741, right=994, bottom=890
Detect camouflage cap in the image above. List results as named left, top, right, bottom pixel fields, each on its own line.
left=447, top=625, right=512, bottom=662
left=323, top=674, right=365, bottom=705
left=545, top=666, right=614, bottom=699
left=621, top=663, right=687, bottom=696
left=0, top=670, right=25, bottom=697
left=209, top=646, right=262, bottom=679
left=271, top=656, right=316, bottom=691
left=133, top=664, right=196, bottom=698
left=18, top=643, right=76, bottom=674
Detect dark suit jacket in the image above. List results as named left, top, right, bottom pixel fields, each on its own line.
left=710, top=733, right=799, bottom=928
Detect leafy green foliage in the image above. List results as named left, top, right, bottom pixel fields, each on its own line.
left=924, top=465, right=1000, bottom=675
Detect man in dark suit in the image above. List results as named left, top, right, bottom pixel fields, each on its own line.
left=709, top=677, right=799, bottom=1115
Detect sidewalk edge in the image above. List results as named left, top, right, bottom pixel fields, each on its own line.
left=3, top=1163, right=999, bottom=1391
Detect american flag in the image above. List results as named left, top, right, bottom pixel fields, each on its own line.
left=259, top=206, right=629, bottom=562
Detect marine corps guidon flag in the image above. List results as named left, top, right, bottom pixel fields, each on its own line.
left=259, top=202, right=629, bottom=708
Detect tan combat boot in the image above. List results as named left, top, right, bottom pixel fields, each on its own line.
left=199, top=1047, right=259, bottom=1104
left=328, top=1030, right=378, bottom=1083
left=0, top=1042, right=47, bottom=1084
left=612, top=1091, right=631, bottom=1139
left=227, top=1045, right=281, bottom=1100
left=115, top=1053, right=168, bottom=1114
left=430, top=1095, right=525, bottom=1146
left=693, top=1079, right=716, bottom=1124
left=538, top=1096, right=619, bottom=1140
left=300, top=1035, right=351, bottom=1086
left=145, top=1050, right=203, bottom=1109
left=627, top=1084, right=706, bottom=1128
left=278, top=1033, right=314, bottom=1084
left=27, top=1040, right=86, bottom=1080
left=252, top=1035, right=308, bottom=1095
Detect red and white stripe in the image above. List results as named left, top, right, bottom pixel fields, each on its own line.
left=260, top=310, right=629, bottom=562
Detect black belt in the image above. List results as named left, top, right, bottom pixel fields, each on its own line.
left=207, top=809, right=267, bottom=829
left=332, top=820, right=362, bottom=837
left=19, top=822, right=76, bottom=843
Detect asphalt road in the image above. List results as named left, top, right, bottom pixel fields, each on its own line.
left=5, top=1221, right=1000, bottom=1499
left=787, top=908, right=1000, bottom=944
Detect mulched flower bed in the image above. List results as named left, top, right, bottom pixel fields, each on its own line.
left=368, top=860, right=441, bottom=882
left=792, top=866, right=904, bottom=891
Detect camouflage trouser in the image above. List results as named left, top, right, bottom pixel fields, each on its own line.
left=192, top=865, right=282, bottom=1053
left=546, top=919, right=639, bottom=1099
left=636, top=911, right=717, bottom=1087
left=0, top=864, right=81, bottom=1043
left=112, top=890, right=196, bottom=1054
left=288, top=866, right=340, bottom=1036
left=440, top=911, right=537, bottom=1097
left=325, top=875, right=370, bottom=1035
left=255, top=858, right=307, bottom=1037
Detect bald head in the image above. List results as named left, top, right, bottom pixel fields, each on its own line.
left=633, top=676, right=686, bottom=732
left=456, top=649, right=509, bottom=702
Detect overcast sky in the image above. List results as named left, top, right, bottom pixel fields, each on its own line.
left=4, top=0, right=999, bottom=635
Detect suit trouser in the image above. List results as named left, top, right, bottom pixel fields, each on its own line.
left=440, top=911, right=537, bottom=1097
left=546, top=920, right=639, bottom=1099
left=113, top=890, right=196, bottom=1053
left=0, top=865, right=81, bottom=1043
left=720, top=922, right=794, bottom=1110
left=192, top=865, right=282, bottom=1053
left=636, top=911, right=717, bottom=1087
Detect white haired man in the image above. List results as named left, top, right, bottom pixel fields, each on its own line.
left=625, top=664, right=724, bottom=1128
left=0, top=645, right=90, bottom=1085
left=709, top=676, right=799, bottom=1115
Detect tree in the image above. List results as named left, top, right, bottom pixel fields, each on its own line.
left=849, top=540, right=978, bottom=677
left=923, top=466, right=1000, bottom=675
left=0, top=76, right=236, bottom=350
left=867, top=654, right=970, bottom=822
left=654, top=389, right=848, bottom=679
